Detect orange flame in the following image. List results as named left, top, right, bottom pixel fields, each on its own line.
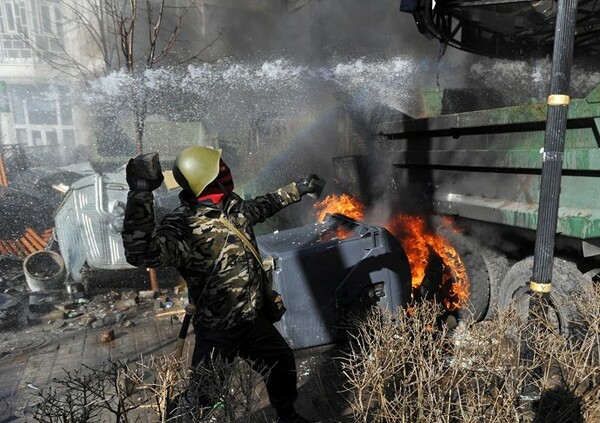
left=314, top=194, right=365, bottom=240
left=386, top=216, right=470, bottom=310
left=314, top=193, right=365, bottom=222
left=314, top=194, right=470, bottom=311
left=385, top=216, right=432, bottom=290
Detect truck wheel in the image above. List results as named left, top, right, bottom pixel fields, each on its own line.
left=476, top=243, right=509, bottom=320
left=497, top=256, right=590, bottom=337
left=445, top=233, right=507, bottom=323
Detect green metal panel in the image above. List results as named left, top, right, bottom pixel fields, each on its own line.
left=392, top=148, right=600, bottom=171
left=429, top=174, right=600, bottom=238
left=380, top=84, right=600, bottom=240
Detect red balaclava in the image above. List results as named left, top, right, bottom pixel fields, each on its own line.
left=196, top=159, right=234, bottom=204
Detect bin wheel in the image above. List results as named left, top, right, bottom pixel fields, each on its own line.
left=497, top=256, right=591, bottom=337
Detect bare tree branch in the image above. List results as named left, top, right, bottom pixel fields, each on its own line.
left=22, top=0, right=219, bottom=153
left=176, top=28, right=224, bottom=66
left=152, top=2, right=193, bottom=65
left=57, top=0, right=113, bottom=74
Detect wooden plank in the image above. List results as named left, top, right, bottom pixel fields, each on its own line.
left=13, top=239, right=30, bottom=256
left=0, top=241, right=10, bottom=255
left=41, top=228, right=54, bottom=244
left=24, top=228, right=45, bottom=250
left=19, top=236, right=38, bottom=254
left=6, top=240, right=21, bottom=256
left=0, top=155, right=7, bottom=186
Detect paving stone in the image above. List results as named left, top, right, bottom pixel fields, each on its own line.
left=0, top=313, right=351, bottom=422
left=0, top=314, right=180, bottom=422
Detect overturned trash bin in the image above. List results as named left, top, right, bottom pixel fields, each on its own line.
left=23, top=250, right=66, bottom=292
left=256, top=214, right=412, bottom=350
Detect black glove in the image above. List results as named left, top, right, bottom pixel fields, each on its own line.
left=296, top=174, right=325, bottom=198
left=126, top=153, right=164, bottom=192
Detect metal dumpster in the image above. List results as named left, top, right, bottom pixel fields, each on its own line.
left=257, top=213, right=412, bottom=350
left=54, top=171, right=180, bottom=285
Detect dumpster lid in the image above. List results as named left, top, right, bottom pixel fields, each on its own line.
left=257, top=214, right=379, bottom=255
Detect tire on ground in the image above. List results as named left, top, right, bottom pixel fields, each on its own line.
left=443, top=232, right=508, bottom=322
left=497, top=256, right=591, bottom=337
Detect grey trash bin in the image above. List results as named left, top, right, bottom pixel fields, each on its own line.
left=257, top=214, right=412, bottom=350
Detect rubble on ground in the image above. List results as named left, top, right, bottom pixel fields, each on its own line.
left=0, top=262, right=188, bottom=334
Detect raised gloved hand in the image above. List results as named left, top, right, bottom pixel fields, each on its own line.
left=296, top=174, right=325, bottom=199
left=126, top=153, right=164, bottom=192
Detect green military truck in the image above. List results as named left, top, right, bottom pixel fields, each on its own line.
left=368, top=83, right=600, bottom=333
left=333, top=0, right=600, bottom=332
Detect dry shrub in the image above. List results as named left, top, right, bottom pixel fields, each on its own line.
left=340, top=301, right=461, bottom=423
left=32, top=352, right=266, bottom=422
left=134, top=352, right=189, bottom=422
left=341, top=286, right=600, bottom=423
left=528, top=283, right=600, bottom=423
left=174, top=355, right=266, bottom=423
left=32, top=358, right=152, bottom=423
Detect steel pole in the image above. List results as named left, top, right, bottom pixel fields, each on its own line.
left=530, top=0, right=579, bottom=296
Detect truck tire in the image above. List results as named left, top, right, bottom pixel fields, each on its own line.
left=444, top=232, right=508, bottom=322
left=476, top=243, right=510, bottom=320
left=497, top=256, right=591, bottom=336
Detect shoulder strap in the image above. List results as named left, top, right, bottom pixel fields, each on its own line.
left=218, top=215, right=265, bottom=271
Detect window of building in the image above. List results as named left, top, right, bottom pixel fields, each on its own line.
left=15, top=128, right=27, bottom=144
left=9, top=84, right=76, bottom=148
left=36, top=1, right=62, bottom=35
left=31, top=130, right=42, bottom=146
left=40, top=4, right=51, bottom=33
left=4, top=2, right=15, bottom=32
left=11, top=94, right=25, bottom=124
left=62, top=129, right=74, bottom=146
left=0, top=1, right=34, bottom=63
left=28, top=95, right=58, bottom=125
left=0, top=1, right=65, bottom=63
left=46, top=129, right=57, bottom=145
left=60, top=97, right=72, bottom=124
left=0, top=1, right=27, bottom=33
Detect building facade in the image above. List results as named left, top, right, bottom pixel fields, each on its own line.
left=0, top=0, right=313, bottom=169
left=0, top=0, right=80, bottom=166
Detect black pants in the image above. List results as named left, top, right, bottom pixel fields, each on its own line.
left=190, top=313, right=298, bottom=417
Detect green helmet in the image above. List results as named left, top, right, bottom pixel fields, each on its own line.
left=172, top=146, right=222, bottom=196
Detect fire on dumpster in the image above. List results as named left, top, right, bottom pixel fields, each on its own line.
left=314, top=194, right=470, bottom=312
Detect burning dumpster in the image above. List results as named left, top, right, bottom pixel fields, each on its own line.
left=312, top=192, right=493, bottom=325
left=256, top=213, right=412, bottom=350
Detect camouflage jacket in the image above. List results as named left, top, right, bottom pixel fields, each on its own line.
left=122, top=184, right=301, bottom=330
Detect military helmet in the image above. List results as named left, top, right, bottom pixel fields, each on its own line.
left=172, top=146, right=222, bottom=196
